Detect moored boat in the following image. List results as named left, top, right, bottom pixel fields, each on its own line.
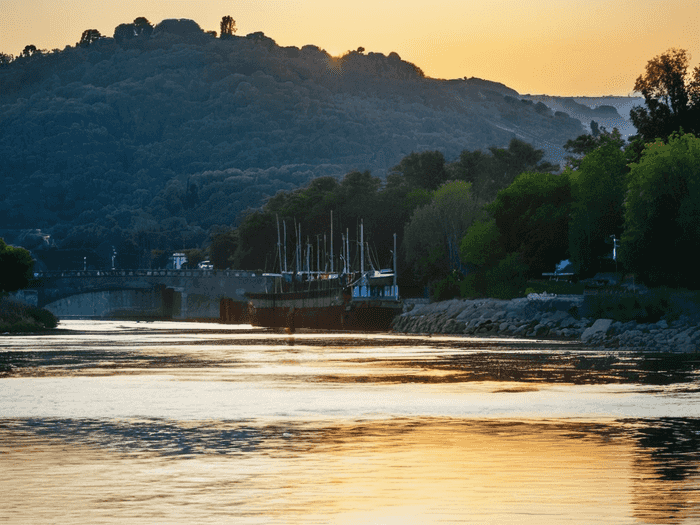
left=232, top=218, right=402, bottom=331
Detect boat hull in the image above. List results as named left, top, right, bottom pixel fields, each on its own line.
left=220, top=291, right=402, bottom=331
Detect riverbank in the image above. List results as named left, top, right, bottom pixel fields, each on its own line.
left=0, top=296, right=58, bottom=333
left=392, top=295, right=700, bottom=353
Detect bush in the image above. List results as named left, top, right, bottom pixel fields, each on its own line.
left=0, top=296, right=58, bottom=331
left=432, top=270, right=464, bottom=301
left=581, top=287, right=700, bottom=323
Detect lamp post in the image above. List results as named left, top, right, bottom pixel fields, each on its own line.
left=610, top=235, right=619, bottom=274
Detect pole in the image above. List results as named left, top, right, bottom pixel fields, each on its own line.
left=276, top=215, right=282, bottom=274
left=360, top=220, right=364, bottom=275
left=283, top=220, right=287, bottom=273
left=330, top=210, right=334, bottom=274
left=393, top=232, right=398, bottom=299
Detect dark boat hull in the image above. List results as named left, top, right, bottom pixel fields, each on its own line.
left=220, top=291, right=402, bottom=332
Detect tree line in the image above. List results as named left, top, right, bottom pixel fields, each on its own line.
left=211, top=48, right=700, bottom=297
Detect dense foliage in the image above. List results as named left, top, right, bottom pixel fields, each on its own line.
left=0, top=238, right=34, bottom=294
left=622, top=133, right=700, bottom=287
left=630, top=48, right=700, bottom=142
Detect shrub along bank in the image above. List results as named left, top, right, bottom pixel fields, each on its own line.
left=0, top=296, right=58, bottom=333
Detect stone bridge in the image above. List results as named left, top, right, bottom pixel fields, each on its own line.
left=26, top=269, right=267, bottom=319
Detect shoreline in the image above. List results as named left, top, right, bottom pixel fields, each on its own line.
left=392, top=295, right=700, bottom=353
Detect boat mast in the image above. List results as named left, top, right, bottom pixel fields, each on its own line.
left=346, top=228, right=350, bottom=274
left=330, top=210, right=334, bottom=274
left=276, top=215, right=282, bottom=274
left=360, top=220, right=364, bottom=275
left=393, top=232, right=398, bottom=298
left=283, top=220, right=287, bottom=273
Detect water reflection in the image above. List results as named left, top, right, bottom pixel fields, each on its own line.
left=2, top=321, right=700, bottom=523
left=2, top=417, right=700, bottom=523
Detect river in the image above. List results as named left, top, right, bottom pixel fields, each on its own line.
left=2, top=320, right=700, bottom=524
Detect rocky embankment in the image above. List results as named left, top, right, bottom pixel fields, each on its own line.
left=392, top=295, right=700, bottom=353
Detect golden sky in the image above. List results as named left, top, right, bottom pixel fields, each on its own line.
left=1, top=0, right=698, bottom=96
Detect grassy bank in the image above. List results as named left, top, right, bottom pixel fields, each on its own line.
left=0, top=296, right=58, bottom=333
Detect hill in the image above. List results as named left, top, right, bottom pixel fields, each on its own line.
left=520, top=94, right=643, bottom=140
left=0, top=18, right=585, bottom=264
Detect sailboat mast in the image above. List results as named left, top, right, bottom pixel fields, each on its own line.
left=283, top=220, right=287, bottom=273
left=360, top=220, right=364, bottom=275
left=330, top=211, right=334, bottom=274
left=276, top=215, right=282, bottom=274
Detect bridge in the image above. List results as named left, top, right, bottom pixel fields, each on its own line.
left=23, top=269, right=267, bottom=319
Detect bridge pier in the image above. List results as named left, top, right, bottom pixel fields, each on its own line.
left=172, top=288, right=188, bottom=319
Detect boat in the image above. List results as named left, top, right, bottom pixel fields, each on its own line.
left=232, top=218, right=402, bottom=332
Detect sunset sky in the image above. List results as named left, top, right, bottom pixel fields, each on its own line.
left=1, top=0, right=698, bottom=96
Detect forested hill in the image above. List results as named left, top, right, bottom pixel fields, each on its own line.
left=0, top=17, right=584, bottom=259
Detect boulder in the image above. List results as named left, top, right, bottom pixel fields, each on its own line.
left=581, top=319, right=613, bottom=342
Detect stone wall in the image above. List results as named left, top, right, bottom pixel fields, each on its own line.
left=393, top=294, right=700, bottom=353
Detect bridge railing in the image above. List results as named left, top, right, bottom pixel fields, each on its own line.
left=33, top=269, right=260, bottom=279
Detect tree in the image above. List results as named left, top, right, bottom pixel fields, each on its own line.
left=113, top=23, right=137, bottom=43
left=0, top=52, right=13, bottom=66
left=390, top=151, right=447, bottom=190
left=621, top=132, right=700, bottom=287
left=133, top=17, right=153, bottom=37
left=78, top=29, right=102, bottom=47
left=20, top=45, right=38, bottom=58
left=487, top=171, right=572, bottom=277
left=0, top=238, right=34, bottom=294
left=630, top=48, right=700, bottom=141
left=564, top=127, right=624, bottom=169
left=452, top=139, right=557, bottom=201
left=220, top=16, right=237, bottom=39
left=403, top=181, right=482, bottom=283
left=209, top=229, right=239, bottom=270
left=566, top=131, right=627, bottom=277
left=459, top=219, right=503, bottom=268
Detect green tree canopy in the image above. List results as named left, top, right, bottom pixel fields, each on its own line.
left=487, top=171, right=571, bottom=277
left=459, top=219, right=503, bottom=268
left=566, top=131, right=628, bottom=277
left=621, top=132, right=700, bottom=287
left=403, top=180, right=482, bottom=283
left=0, top=238, right=35, bottom=294
left=630, top=48, right=700, bottom=142
left=390, top=151, right=447, bottom=190
left=452, top=139, right=557, bottom=201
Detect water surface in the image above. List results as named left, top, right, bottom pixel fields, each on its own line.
left=1, top=320, right=699, bottom=523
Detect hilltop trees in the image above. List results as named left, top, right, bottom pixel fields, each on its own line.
left=114, top=17, right=153, bottom=43
left=630, top=48, right=700, bottom=141
left=220, top=16, right=237, bottom=39
left=20, top=45, right=39, bottom=58
left=78, top=29, right=102, bottom=47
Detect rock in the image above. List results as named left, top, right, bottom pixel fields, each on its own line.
left=581, top=319, right=613, bottom=342
left=558, top=316, right=577, bottom=329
